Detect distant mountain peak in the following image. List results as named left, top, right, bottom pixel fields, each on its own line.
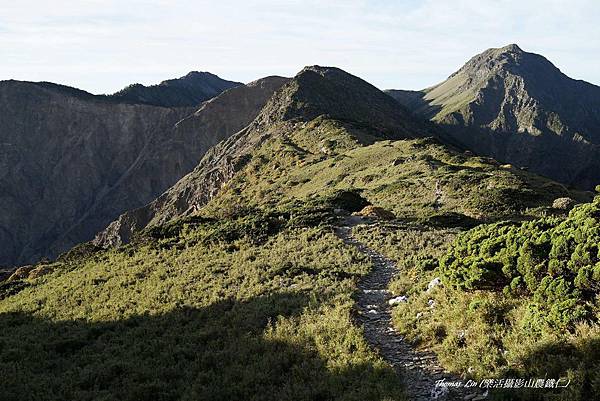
left=183, top=70, right=214, bottom=77
left=246, top=75, right=289, bottom=88
left=454, top=44, right=565, bottom=82
left=169, top=71, right=222, bottom=84
left=456, top=44, right=529, bottom=75
left=111, top=71, right=242, bottom=107
left=388, top=44, right=600, bottom=190
left=473, top=43, right=525, bottom=61
left=298, top=65, right=341, bottom=76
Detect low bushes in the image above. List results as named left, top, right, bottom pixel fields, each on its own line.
left=440, top=196, right=600, bottom=330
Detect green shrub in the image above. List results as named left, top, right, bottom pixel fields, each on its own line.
left=440, top=196, right=600, bottom=329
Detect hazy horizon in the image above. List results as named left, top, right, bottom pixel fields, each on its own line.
left=2, top=0, right=600, bottom=94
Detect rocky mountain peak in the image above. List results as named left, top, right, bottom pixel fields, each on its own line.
left=181, top=70, right=216, bottom=79
left=453, top=43, right=561, bottom=83
left=297, top=65, right=341, bottom=76
left=246, top=75, right=289, bottom=88
left=254, top=65, right=430, bottom=139
left=481, top=43, right=524, bottom=59
left=500, top=43, right=523, bottom=52
left=164, top=71, right=227, bottom=88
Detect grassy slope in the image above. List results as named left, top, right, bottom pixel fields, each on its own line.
left=0, top=114, right=588, bottom=400
left=203, top=116, right=579, bottom=222
left=0, top=216, right=404, bottom=401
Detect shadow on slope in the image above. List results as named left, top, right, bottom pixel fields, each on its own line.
left=428, top=123, right=600, bottom=191
left=0, top=292, right=404, bottom=401
left=494, top=336, right=600, bottom=401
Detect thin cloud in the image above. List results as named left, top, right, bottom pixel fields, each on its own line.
left=1, top=0, right=599, bottom=93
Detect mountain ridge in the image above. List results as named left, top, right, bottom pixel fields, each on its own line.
left=110, top=71, right=242, bottom=107
left=93, top=65, right=439, bottom=247
left=93, top=65, right=583, bottom=249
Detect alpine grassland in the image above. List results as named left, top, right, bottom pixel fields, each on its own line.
left=0, top=207, right=405, bottom=401
left=0, top=114, right=592, bottom=400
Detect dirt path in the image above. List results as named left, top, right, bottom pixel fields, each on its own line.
left=335, top=218, right=486, bottom=401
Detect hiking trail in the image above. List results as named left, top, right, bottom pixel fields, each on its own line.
left=334, top=217, right=487, bottom=401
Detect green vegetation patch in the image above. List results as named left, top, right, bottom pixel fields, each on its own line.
left=0, top=210, right=405, bottom=401
left=204, top=116, right=579, bottom=225
left=441, top=196, right=600, bottom=330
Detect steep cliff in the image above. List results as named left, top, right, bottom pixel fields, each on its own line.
left=0, top=76, right=288, bottom=266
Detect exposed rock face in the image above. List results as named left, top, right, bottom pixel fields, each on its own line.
left=0, top=76, right=288, bottom=267
left=6, top=264, right=53, bottom=281
left=552, top=197, right=577, bottom=210
left=388, top=44, right=600, bottom=190
left=94, top=66, right=436, bottom=247
left=110, top=71, right=242, bottom=107
left=353, top=206, right=396, bottom=220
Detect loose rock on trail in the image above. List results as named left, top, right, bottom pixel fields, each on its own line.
left=335, top=217, right=486, bottom=401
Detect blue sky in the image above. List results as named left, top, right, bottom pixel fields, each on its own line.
left=1, top=0, right=600, bottom=94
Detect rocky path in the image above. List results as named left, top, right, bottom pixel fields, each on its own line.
left=335, top=219, right=486, bottom=401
